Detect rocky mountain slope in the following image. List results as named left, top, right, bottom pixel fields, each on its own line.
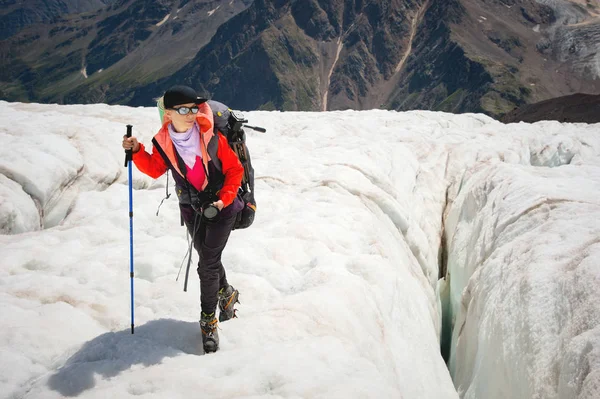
left=438, top=0, right=600, bottom=115
left=0, top=0, right=252, bottom=104
left=1, top=0, right=599, bottom=119
left=0, top=0, right=113, bottom=40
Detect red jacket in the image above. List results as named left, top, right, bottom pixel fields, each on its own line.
left=132, top=103, right=243, bottom=207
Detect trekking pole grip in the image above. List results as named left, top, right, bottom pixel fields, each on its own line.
left=124, top=124, right=133, bottom=167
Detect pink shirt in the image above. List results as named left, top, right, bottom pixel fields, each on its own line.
left=186, top=155, right=206, bottom=191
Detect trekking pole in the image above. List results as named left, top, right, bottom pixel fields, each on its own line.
left=124, top=124, right=135, bottom=334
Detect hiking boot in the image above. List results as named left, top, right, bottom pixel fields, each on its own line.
left=218, top=285, right=240, bottom=322
left=199, top=312, right=219, bottom=353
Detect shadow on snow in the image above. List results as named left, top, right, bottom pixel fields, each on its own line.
left=47, top=318, right=202, bottom=396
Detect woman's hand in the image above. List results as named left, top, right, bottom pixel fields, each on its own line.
left=212, top=200, right=224, bottom=211
left=122, top=135, right=140, bottom=153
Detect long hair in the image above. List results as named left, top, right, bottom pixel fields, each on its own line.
left=156, top=96, right=169, bottom=125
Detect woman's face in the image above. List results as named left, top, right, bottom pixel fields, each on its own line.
left=167, top=102, right=197, bottom=133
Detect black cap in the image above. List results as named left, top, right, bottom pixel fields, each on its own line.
left=163, top=85, right=207, bottom=109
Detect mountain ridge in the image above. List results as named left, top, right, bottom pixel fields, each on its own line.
left=501, top=92, right=600, bottom=123
left=1, top=0, right=599, bottom=119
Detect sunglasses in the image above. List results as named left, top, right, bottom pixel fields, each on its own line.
left=172, top=106, right=199, bottom=115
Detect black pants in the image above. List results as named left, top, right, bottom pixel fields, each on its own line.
left=182, top=205, right=237, bottom=315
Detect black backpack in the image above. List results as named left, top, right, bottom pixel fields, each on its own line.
left=208, top=100, right=264, bottom=229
